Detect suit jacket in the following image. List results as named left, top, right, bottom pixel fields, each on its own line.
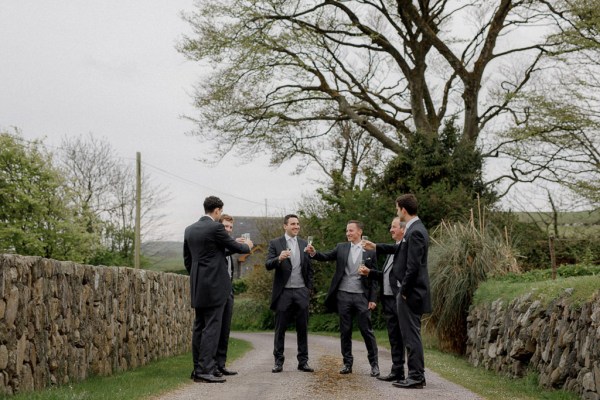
left=184, top=216, right=250, bottom=308
left=265, top=236, right=314, bottom=311
left=377, top=219, right=431, bottom=314
left=367, top=253, right=395, bottom=299
left=312, top=242, right=377, bottom=313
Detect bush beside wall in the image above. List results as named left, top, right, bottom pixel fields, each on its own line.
left=0, top=254, right=193, bottom=395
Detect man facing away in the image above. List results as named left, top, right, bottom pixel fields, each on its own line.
left=359, top=217, right=406, bottom=382
left=265, top=214, right=314, bottom=373
left=306, top=220, right=380, bottom=377
left=364, top=194, right=431, bottom=389
left=213, top=213, right=239, bottom=377
left=184, top=196, right=253, bottom=383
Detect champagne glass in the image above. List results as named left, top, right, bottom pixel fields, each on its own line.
left=242, top=233, right=250, bottom=241
left=361, top=235, right=369, bottom=251
left=307, top=236, right=314, bottom=246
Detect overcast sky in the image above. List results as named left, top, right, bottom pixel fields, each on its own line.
left=0, top=1, right=321, bottom=241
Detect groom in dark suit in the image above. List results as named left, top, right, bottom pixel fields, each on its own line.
left=265, top=214, right=314, bottom=373
left=307, top=220, right=379, bottom=377
left=184, top=196, right=253, bottom=383
left=364, top=194, right=431, bottom=389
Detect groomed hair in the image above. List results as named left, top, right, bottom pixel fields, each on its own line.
left=219, top=213, right=234, bottom=223
left=396, top=194, right=418, bottom=216
left=347, top=220, right=364, bottom=231
left=203, top=196, right=224, bottom=213
left=284, top=214, right=299, bottom=225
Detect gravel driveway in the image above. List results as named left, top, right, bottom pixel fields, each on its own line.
left=153, top=332, right=482, bottom=400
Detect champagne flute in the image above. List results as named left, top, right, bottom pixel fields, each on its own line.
left=242, top=233, right=250, bottom=241
left=305, top=235, right=314, bottom=253
left=361, top=235, right=369, bottom=252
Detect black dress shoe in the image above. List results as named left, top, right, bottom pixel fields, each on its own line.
left=297, top=363, right=314, bottom=372
left=377, top=372, right=403, bottom=382
left=370, top=364, right=380, bottom=377
left=339, top=365, right=352, bottom=374
left=213, top=369, right=223, bottom=377
left=218, top=367, right=238, bottom=376
left=272, top=364, right=283, bottom=373
left=392, top=377, right=425, bottom=389
left=193, top=373, right=226, bottom=383
left=190, top=370, right=195, bottom=379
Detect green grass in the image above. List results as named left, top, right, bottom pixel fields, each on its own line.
left=1, top=338, right=252, bottom=400
left=370, top=330, right=578, bottom=400
left=474, top=274, right=600, bottom=307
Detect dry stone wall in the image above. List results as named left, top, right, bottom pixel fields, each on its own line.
left=467, top=290, right=600, bottom=400
left=0, top=254, right=193, bottom=395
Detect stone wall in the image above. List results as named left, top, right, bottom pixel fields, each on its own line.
left=467, top=290, right=600, bottom=400
left=0, top=254, right=193, bottom=395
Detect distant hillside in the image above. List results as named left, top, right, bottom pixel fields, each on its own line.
left=142, top=241, right=184, bottom=273
left=513, top=209, right=600, bottom=237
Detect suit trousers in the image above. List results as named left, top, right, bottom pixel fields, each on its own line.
left=397, top=295, right=425, bottom=380
left=273, top=287, right=310, bottom=365
left=382, top=295, right=405, bottom=374
left=193, top=303, right=225, bottom=374
left=215, top=291, right=234, bottom=369
left=337, top=291, right=378, bottom=367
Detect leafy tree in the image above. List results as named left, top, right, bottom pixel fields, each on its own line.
left=0, top=130, right=97, bottom=261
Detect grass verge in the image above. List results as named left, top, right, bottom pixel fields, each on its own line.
left=371, top=330, right=578, bottom=400
left=474, top=274, right=600, bottom=307
left=0, top=338, right=252, bottom=400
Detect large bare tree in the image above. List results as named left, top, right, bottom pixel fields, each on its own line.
left=178, top=1, right=581, bottom=192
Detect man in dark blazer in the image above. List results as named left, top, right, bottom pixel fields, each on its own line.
left=184, top=196, right=253, bottom=383
left=307, top=220, right=380, bottom=377
left=265, top=214, right=314, bottom=373
left=359, top=217, right=406, bottom=382
left=364, top=194, right=431, bottom=389
left=213, top=214, right=238, bottom=377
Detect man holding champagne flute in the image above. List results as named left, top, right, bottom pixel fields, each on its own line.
left=265, top=214, right=315, bottom=373
left=306, top=220, right=380, bottom=377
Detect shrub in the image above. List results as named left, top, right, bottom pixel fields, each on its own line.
left=232, top=278, right=248, bottom=294
left=428, top=211, right=520, bottom=354
left=231, top=297, right=273, bottom=330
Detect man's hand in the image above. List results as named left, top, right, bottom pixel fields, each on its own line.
left=305, top=244, right=316, bottom=257
left=278, top=249, right=291, bottom=262
left=362, top=240, right=375, bottom=251
left=368, top=302, right=377, bottom=310
left=358, top=265, right=370, bottom=276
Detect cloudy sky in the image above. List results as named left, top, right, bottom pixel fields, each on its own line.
left=0, top=1, right=320, bottom=241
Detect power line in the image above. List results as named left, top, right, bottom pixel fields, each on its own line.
left=141, top=159, right=293, bottom=211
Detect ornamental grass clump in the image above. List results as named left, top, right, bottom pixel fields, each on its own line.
left=428, top=209, right=520, bottom=354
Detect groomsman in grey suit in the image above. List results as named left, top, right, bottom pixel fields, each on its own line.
left=265, top=214, right=314, bottom=373
left=307, top=220, right=379, bottom=377
left=359, top=217, right=406, bottom=382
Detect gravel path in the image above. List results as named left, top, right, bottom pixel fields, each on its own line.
left=153, top=332, right=482, bottom=400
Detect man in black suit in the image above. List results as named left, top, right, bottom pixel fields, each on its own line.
left=307, top=220, right=380, bottom=377
left=265, top=214, right=314, bottom=373
left=359, top=217, right=406, bottom=382
left=213, top=214, right=239, bottom=377
left=184, top=196, right=253, bottom=383
left=364, top=194, right=431, bottom=389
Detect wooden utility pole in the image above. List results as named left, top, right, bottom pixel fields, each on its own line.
left=549, top=234, right=556, bottom=280
left=134, top=152, right=141, bottom=269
